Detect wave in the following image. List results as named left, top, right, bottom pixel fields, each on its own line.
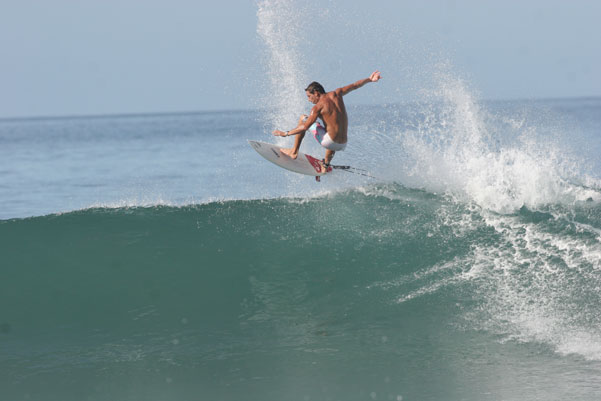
left=2, top=184, right=601, bottom=362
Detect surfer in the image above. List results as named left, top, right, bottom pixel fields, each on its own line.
left=273, top=70, right=382, bottom=172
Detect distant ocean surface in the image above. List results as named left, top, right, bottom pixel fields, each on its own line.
left=2, top=97, right=601, bottom=401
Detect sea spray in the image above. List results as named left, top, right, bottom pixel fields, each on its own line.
left=379, top=66, right=601, bottom=213
left=256, top=0, right=309, bottom=134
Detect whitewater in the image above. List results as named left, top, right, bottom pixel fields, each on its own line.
left=2, top=1, right=601, bottom=401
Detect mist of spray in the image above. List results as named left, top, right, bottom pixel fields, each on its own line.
left=372, top=65, right=601, bottom=213
left=257, top=0, right=309, bottom=135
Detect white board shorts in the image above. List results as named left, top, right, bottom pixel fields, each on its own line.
left=310, top=122, right=347, bottom=151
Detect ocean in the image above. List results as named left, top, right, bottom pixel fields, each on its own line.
left=2, top=95, right=601, bottom=401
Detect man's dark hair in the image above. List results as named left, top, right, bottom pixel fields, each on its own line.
left=305, top=81, right=326, bottom=94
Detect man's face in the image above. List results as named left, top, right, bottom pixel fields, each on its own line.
left=306, top=91, right=320, bottom=104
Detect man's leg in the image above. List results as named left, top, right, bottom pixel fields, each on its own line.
left=280, top=115, right=309, bottom=159
left=322, top=150, right=335, bottom=172
left=280, top=131, right=305, bottom=159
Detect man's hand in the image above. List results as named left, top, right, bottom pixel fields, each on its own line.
left=369, top=70, right=381, bottom=82
left=273, top=130, right=287, bottom=137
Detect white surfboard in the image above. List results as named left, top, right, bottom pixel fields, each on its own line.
left=248, top=140, right=332, bottom=176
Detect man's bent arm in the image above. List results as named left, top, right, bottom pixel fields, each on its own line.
left=337, top=70, right=381, bottom=96
left=273, top=106, right=320, bottom=137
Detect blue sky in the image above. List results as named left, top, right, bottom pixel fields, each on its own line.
left=1, top=0, right=600, bottom=118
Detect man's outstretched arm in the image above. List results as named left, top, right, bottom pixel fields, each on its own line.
left=337, top=70, right=381, bottom=96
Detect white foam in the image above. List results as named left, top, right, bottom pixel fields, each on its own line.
left=465, top=210, right=601, bottom=361
left=368, top=189, right=601, bottom=361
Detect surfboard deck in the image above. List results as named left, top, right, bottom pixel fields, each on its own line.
left=248, top=140, right=332, bottom=176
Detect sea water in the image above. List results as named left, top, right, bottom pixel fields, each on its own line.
left=2, top=96, right=601, bottom=401
left=3, top=0, right=601, bottom=399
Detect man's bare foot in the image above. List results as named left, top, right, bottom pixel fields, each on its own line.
left=280, top=148, right=298, bottom=159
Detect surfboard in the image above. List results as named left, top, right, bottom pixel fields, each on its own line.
left=248, top=140, right=332, bottom=176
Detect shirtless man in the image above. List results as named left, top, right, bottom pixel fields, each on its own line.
left=273, top=70, right=382, bottom=171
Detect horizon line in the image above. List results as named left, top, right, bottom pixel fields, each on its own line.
left=1, top=95, right=600, bottom=123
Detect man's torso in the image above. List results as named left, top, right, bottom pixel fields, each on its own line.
left=317, top=91, right=348, bottom=144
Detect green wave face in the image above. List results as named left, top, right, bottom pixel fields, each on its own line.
left=2, top=185, right=601, bottom=401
